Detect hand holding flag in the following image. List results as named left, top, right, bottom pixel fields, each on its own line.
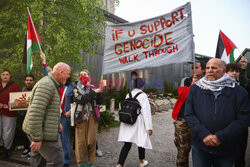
left=240, top=56, right=248, bottom=69
left=40, top=51, right=46, bottom=65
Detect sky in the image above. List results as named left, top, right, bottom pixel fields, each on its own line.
left=114, top=0, right=250, bottom=59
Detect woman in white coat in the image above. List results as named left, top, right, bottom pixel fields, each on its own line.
left=117, top=78, right=153, bottom=167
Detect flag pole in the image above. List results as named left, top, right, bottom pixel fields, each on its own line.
left=193, top=42, right=196, bottom=76
left=27, top=7, right=42, bottom=52
left=100, top=66, right=104, bottom=89
left=190, top=5, right=196, bottom=77
left=236, top=48, right=244, bottom=58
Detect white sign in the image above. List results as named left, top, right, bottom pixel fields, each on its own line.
left=103, top=2, right=194, bottom=75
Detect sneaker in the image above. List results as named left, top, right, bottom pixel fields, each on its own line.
left=96, top=149, right=103, bottom=157
left=27, top=152, right=30, bottom=160
left=87, top=163, right=93, bottom=167
left=139, top=160, right=148, bottom=167
left=21, top=149, right=30, bottom=158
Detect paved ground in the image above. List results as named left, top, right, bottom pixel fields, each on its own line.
left=0, top=111, right=250, bottom=167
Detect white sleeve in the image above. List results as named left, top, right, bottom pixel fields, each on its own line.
left=140, top=93, right=153, bottom=130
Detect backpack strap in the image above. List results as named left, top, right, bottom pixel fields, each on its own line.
left=134, top=92, right=143, bottom=115
left=133, top=92, right=143, bottom=99
left=129, top=92, right=132, bottom=99
left=0, top=82, right=14, bottom=94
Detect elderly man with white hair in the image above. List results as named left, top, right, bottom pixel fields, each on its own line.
left=185, top=58, right=250, bottom=167
left=23, top=62, right=71, bottom=167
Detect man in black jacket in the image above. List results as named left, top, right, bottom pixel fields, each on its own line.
left=236, top=56, right=249, bottom=167
left=185, top=58, right=250, bottom=167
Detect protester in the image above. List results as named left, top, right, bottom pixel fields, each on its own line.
left=22, top=75, right=35, bottom=92
left=22, top=62, right=71, bottom=167
left=58, top=76, right=75, bottom=167
left=73, top=69, right=103, bottom=167
left=0, top=69, right=20, bottom=159
left=185, top=58, right=250, bottom=166
left=235, top=56, right=249, bottom=167
left=41, top=52, right=75, bottom=167
left=117, top=78, right=153, bottom=167
left=226, top=63, right=241, bottom=80
left=225, top=59, right=249, bottom=167
left=172, top=61, right=205, bottom=167
left=239, top=56, right=249, bottom=94
left=180, top=62, right=205, bottom=87
left=20, top=74, right=35, bottom=159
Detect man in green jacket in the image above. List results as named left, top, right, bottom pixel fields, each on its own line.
left=23, top=62, right=71, bottom=167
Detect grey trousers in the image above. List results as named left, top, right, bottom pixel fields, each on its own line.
left=28, top=136, right=64, bottom=167
left=0, top=114, right=16, bottom=150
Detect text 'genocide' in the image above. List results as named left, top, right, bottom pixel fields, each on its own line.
left=112, top=8, right=184, bottom=65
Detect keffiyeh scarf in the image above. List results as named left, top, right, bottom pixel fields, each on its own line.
left=195, top=73, right=236, bottom=92
left=75, top=80, right=95, bottom=120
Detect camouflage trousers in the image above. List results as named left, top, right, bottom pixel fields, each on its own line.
left=174, top=117, right=191, bottom=167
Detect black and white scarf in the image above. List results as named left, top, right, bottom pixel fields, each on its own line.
left=195, top=73, right=236, bottom=92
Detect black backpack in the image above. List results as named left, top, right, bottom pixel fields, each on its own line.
left=119, top=92, right=142, bottom=125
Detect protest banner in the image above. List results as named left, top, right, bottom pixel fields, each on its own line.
left=9, top=91, right=32, bottom=111
left=103, top=2, right=194, bottom=75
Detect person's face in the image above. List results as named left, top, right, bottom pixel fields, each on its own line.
left=61, top=68, right=71, bottom=84
left=206, top=59, right=225, bottom=81
left=1, top=71, right=11, bottom=83
left=80, top=71, right=89, bottom=78
left=192, top=62, right=204, bottom=77
left=25, top=76, right=34, bottom=88
left=227, top=70, right=239, bottom=80
left=79, top=71, right=90, bottom=85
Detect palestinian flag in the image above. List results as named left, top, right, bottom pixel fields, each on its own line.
left=215, top=30, right=236, bottom=64
left=27, top=10, right=41, bottom=75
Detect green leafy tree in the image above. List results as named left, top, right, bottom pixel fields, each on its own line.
left=0, top=0, right=105, bottom=86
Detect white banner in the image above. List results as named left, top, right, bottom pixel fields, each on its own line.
left=103, top=2, right=194, bottom=75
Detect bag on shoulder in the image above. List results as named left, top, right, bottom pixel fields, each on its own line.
left=119, top=92, right=142, bottom=125
left=74, top=110, right=83, bottom=124
left=74, top=103, right=84, bottom=124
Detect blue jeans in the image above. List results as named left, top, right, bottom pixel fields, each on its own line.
left=60, top=114, right=71, bottom=164
left=191, top=145, right=236, bottom=167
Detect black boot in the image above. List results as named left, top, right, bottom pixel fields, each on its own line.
left=0, top=146, right=4, bottom=156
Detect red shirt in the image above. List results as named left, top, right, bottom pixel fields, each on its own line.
left=58, top=86, right=66, bottom=115
left=0, top=81, right=20, bottom=117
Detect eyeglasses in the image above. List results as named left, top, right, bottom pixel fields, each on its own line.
left=25, top=80, right=33, bottom=81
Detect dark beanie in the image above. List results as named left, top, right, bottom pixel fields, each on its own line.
left=133, top=78, right=145, bottom=89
